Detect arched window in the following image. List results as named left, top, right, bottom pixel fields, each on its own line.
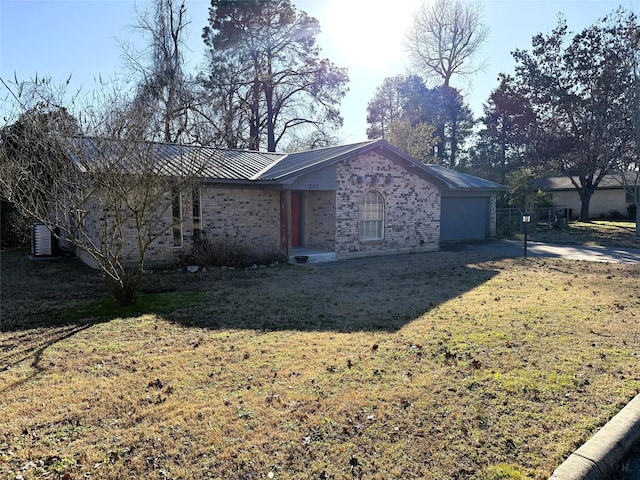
left=360, top=190, right=384, bottom=241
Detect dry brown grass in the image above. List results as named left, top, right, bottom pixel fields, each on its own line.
left=1, top=247, right=639, bottom=480
left=524, top=220, right=639, bottom=249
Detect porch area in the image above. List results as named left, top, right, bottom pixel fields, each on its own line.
left=288, top=248, right=337, bottom=265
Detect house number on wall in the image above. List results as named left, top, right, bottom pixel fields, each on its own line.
left=308, top=183, right=320, bottom=190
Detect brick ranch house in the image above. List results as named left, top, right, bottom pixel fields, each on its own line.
left=62, top=138, right=505, bottom=267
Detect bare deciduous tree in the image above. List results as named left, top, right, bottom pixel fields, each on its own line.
left=405, top=0, right=489, bottom=87
left=0, top=78, right=201, bottom=305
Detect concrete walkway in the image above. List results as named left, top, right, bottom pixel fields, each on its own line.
left=462, top=239, right=640, bottom=264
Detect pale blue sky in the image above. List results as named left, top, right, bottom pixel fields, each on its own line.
left=1, top=0, right=636, bottom=143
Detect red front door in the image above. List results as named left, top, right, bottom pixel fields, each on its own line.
left=291, top=192, right=302, bottom=247
left=281, top=191, right=302, bottom=249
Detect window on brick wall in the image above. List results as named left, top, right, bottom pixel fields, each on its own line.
left=172, top=188, right=182, bottom=247
left=192, top=188, right=202, bottom=242
left=360, top=190, right=384, bottom=241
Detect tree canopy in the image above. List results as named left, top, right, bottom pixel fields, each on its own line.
left=509, top=11, right=638, bottom=220
left=201, top=0, right=349, bottom=151
left=469, top=74, right=536, bottom=185
left=366, top=75, right=473, bottom=168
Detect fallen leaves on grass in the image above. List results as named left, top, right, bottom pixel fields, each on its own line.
left=1, top=251, right=639, bottom=479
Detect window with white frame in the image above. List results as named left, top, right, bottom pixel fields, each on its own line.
left=172, top=188, right=182, bottom=247
left=360, top=190, right=384, bottom=241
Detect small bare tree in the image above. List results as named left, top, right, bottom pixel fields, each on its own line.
left=405, top=0, right=489, bottom=87
left=0, top=77, right=201, bottom=305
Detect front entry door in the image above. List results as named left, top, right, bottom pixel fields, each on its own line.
left=281, top=191, right=303, bottom=250
left=291, top=192, right=302, bottom=247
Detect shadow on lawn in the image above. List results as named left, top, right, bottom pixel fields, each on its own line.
left=0, top=323, right=94, bottom=392
left=1, top=249, right=500, bottom=374
left=160, top=252, right=501, bottom=333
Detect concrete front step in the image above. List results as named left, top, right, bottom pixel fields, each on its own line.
left=289, top=249, right=337, bottom=264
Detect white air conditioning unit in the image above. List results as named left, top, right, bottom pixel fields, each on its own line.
left=31, top=222, right=55, bottom=257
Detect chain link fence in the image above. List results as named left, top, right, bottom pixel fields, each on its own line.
left=496, top=206, right=570, bottom=236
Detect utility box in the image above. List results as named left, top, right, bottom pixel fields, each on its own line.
left=31, top=223, right=59, bottom=257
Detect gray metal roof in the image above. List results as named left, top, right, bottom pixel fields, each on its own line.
left=533, top=173, right=638, bottom=191
left=62, top=136, right=286, bottom=181
left=425, top=164, right=508, bottom=191
left=255, top=140, right=379, bottom=180
left=61, top=136, right=506, bottom=191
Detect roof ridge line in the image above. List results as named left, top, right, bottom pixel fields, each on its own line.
left=254, top=139, right=380, bottom=180
left=250, top=152, right=289, bottom=180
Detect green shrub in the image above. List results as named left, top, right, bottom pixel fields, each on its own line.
left=191, top=238, right=251, bottom=268
left=1, top=207, right=31, bottom=249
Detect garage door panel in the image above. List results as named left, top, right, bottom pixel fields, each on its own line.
left=441, top=197, right=489, bottom=241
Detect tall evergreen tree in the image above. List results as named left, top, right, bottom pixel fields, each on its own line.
left=366, top=75, right=473, bottom=168
left=202, top=0, right=348, bottom=151
left=365, top=75, right=428, bottom=140
left=470, top=74, right=536, bottom=184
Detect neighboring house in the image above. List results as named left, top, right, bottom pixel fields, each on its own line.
left=66, top=138, right=506, bottom=266
left=533, top=174, right=637, bottom=219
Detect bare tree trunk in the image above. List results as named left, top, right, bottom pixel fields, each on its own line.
left=579, top=193, right=592, bottom=222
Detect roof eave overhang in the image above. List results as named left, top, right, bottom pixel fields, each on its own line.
left=267, top=140, right=456, bottom=190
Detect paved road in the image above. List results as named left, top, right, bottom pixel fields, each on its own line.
left=461, top=239, right=640, bottom=264
left=618, top=453, right=640, bottom=479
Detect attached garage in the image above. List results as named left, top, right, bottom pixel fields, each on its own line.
left=424, top=165, right=507, bottom=243
left=440, top=196, right=491, bottom=241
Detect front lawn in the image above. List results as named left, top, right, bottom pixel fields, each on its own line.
left=1, top=249, right=638, bottom=479
left=524, top=220, right=639, bottom=249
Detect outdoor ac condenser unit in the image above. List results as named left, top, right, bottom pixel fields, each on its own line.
left=31, top=222, right=54, bottom=257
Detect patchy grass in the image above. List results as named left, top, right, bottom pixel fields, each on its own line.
left=523, top=220, right=639, bottom=249
left=61, top=290, right=210, bottom=323
left=1, top=249, right=639, bottom=479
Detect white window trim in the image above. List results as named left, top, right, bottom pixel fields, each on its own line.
left=359, top=190, right=385, bottom=241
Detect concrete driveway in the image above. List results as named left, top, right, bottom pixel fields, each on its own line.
left=460, top=239, right=640, bottom=264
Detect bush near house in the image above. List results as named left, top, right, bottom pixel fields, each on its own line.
left=0, top=199, right=30, bottom=249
